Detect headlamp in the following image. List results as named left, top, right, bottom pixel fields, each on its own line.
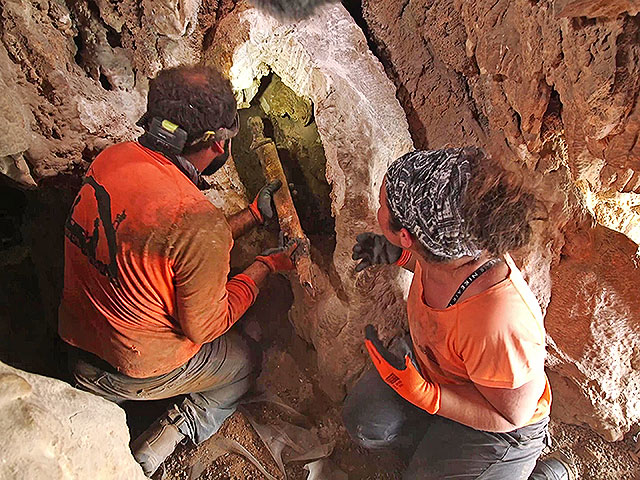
left=188, top=112, right=240, bottom=147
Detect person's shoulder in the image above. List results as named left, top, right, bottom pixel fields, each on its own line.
left=457, top=278, right=541, bottom=338
left=178, top=194, right=229, bottom=232
left=95, top=141, right=141, bottom=157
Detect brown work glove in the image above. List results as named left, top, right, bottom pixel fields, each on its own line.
left=255, top=237, right=300, bottom=273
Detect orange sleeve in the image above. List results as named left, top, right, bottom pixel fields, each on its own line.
left=169, top=200, right=258, bottom=345
left=226, top=274, right=259, bottom=320
left=457, top=299, right=547, bottom=389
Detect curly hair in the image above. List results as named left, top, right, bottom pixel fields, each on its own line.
left=143, top=65, right=237, bottom=153
left=386, top=147, right=540, bottom=261
left=460, top=147, right=540, bottom=258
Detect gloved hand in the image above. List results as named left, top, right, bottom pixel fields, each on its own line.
left=364, top=325, right=441, bottom=414
left=249, top=179, right=282, bottom=224
left=255, top=237, right=300, bottom=273
left=352, top=233, right=408, bottom=272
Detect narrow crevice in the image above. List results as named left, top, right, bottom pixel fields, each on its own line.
left=570, top=16, right=597, bottom=30
left=106, top=27, right=122, bottom=48
left=538, top=88, right=566, bottom=165
left=340, top=1, right=379, bottom=60
left=73, top=34, right=84, bottom=66
left=231, top=73, right=336, bottom=263
left=99, top=72, right=113, bottom=91
left=460, top=74, right=489, bottom=134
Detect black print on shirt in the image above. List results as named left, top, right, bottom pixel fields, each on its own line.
left=65, top=175, right=126, bottom=286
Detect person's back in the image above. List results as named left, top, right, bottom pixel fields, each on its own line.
left=59, top=141, right=232, bottom=378
left=58, top=64, right=301, bottom=477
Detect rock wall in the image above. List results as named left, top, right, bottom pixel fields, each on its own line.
left=361, top=0, right=640, bottom=440
left=0, top=0, right=238, bottom=187
left=0, top=361, right=145, bottom=479
left=546, top=223, right=640, bottom=441
left=204, top=4, right=415, bottom=400
left=2, top=0, right=639, bottom=446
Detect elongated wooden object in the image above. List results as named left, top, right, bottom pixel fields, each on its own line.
left=248, top=116, right=318, bottom=297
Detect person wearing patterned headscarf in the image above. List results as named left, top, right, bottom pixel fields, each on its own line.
left=344, top=148, right=577, bottom=479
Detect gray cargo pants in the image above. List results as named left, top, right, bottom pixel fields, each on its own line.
left=343, top=369, right=561, bottom=480
left=67, top=331, right=254, bottom=445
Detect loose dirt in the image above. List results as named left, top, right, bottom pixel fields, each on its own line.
left=149, top=275, right=639, bottom=480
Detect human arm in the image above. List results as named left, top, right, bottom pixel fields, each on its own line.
left=170, top=202, right=293, bottom=345
left=226, top=180, right=282, bottom=239
left=352, top=233, right=415, bottom=272
left=227, top=208, right=259, bottom=239
left=365, top=325, right=546, bottom=432
left=438, top=375, right=546, bottom=432
left=223, top=240, right=298, bottom=323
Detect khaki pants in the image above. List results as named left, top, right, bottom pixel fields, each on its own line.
left=67, top=331, right=255, bottom=444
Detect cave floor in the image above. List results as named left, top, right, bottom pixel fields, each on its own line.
left=1, top=248, right=638, bottom=479
left=152, top=274, right=405, bottom=480
left=149, top=275, right=639, bottom=480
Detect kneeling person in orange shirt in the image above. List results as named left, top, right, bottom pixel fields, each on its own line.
left=58, top=65, right=298, bottom=476
left=345, top=148, right=576, bottom=479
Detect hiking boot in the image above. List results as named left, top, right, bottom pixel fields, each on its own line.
left=131, top=408, right=187, bottom=477
left=535, top=449, right=578, bottom=480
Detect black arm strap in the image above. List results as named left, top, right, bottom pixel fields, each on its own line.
left=447, top=258, right=502, bottom=308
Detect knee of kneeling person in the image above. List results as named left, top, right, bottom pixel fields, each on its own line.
left=225, top=332, right=258, bottom=380
left=342, top=403, right=403, bottom=449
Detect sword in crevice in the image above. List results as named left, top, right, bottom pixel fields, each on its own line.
left=248, top=116, right=321, bottom=297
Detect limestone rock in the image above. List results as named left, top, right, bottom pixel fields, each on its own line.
left=0, top=44, right=36, bottom=187
left=555, top=0, right=640, bottom=18
left=545, top=224, right=640, bottom=441
left=362, top=0, right=640, bottom=190
left=206, top=4, right=414, bottom=399
left=143, top=0, right=201, bottom=39
left=0, top=0, right=237, bottom=186
left=363, top=0, right=640, bottom=440
left=0, top=362, right=145, bottom=479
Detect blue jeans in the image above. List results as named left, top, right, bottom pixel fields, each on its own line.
left=343, top=369, right=558, bottom=480
left=67, top=331, right=254, bottom=444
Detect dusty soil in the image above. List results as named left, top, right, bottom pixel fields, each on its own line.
left=547, top=420, right=639, bottom=480
left=0, top=185, right=637, bottom=480
left=147, top=274, right=639, bottom=480
left=152, top=273, right=405, bottom=480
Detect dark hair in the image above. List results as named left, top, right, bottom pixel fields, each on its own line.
left=386, top=205, right=450, bottom=263
left=460, top=147, right=540, bottom=257
left=144, top=65, right=237, bottom=153
left=387, top=147, right=541, bottom=261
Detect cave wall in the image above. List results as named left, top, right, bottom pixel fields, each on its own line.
left=1, top=0, right=639, bottom=446
left=361, top=0, right=640, bottom=441
left=0, top=0, right=242, bottom=187
left=203, top=4, right=415, bottom=400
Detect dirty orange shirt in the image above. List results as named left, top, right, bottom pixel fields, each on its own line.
left=407, top=255, right=551, bottom=425
left=59, top=142, right=258, bottom=378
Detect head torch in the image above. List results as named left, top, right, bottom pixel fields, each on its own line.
left=188, top=112, right=240, bottom=147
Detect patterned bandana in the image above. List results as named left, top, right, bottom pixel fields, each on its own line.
left=385, top=149, right=481, bottom=260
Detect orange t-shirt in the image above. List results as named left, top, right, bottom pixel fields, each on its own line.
left=407, top=255, right=551, bottom=424
left=59, top=142, right=258, bottom=378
